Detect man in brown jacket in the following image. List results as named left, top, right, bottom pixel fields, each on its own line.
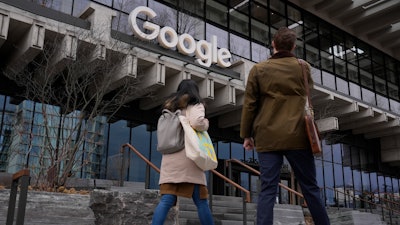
left=240, top=27, right=330, bottom=225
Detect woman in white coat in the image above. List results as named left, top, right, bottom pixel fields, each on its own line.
left=152, top=79, right=215, bottom=225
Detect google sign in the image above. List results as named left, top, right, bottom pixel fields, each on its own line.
left=128, top=6, right=232, bottom=68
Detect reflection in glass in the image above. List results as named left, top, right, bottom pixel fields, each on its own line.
left=229, top=9, right=249, bottom=36
left=206, top=0, right=227, bottom=27
left=230, top=33, right=250, bottom=59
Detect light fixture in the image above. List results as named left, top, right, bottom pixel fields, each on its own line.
left=288, top=20, right=303, bottom=29
left=361, top=0, right=388, bottom=10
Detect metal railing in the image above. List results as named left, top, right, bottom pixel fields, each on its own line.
left=120, top=143, right=251, bottom=224
left=227, top=158, right=304, bottom=200
left=325, top=186, right=400, bottom=224
left=6, top=169, right=30, bottom=225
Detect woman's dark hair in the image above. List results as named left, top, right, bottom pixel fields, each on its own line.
left=163, top=79, right=204, bottom=111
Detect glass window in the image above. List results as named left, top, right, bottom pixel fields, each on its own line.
left=251, top=42, right=270, bottom=62
left=112, top=13, right=131, bottom=34
left=251, top=2, right=268, bottom=24
left=231, top=142, right=243, bottom=160
left=217, top=141, right=230, bottom=159
left=230, top=33, right=250, bottom=59
left=93, top=0, right=112, bottom=6
left=206, top=23, right=228, bottom=49
left=361, top=88, right=376, bottom=105
left=49, top=0, right=73, bottom=15
left=321, top=51, right=334, bottom=74
left=269, top=0, right=285, bottom=15
left=376, top=94, right=389, bottom=110
left=349, top=82, right=361, bottom=99
left=206, top=0, right=227, bottom=27
left=229, top=10, right=249, bottom=36
left=115, top=0, right=146, bottom=14
left=229, top=0, right=249, bottom=15
left=270, top=11, right=286, bottom=29
left=181, top=0, right=204, bottom=17
left=360, top=69, right=373, bottom=89
left=178, top=12, right=205, bottom=40
left=322, top=70, right=335, bottom=90
left=336, top=77, right=349, bottom=95
left=129, top=125, right=151, bottom=183
left=390, top=99, right=400, bottom=114
left=251, top=18, right=270, bottom=45
left=73, top=0, right=90, bottom=17
left=148, top=1, right=177, bottom=28
left=374, top=76, right=387, bottom=95
left=287, top=5, right=301, bottom=22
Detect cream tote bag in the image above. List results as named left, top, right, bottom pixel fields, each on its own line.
left=179, top=115, right=217, bottom=171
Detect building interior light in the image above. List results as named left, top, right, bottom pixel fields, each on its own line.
left=228, top=0, right=249, bottom=13
left=288, top=20, right=303, bottom=29
left=361, top=0, right=388, bottom=10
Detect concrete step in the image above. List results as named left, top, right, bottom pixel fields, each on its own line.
left=178, top=195, right=305, bottom=225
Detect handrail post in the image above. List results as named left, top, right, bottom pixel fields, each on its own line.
left=228, top=160, right=233, bottom=196
left=6, top=169, right=30, bottom=225
left=119, top=146, right=125, bottom=187
left=208, top=171, right=213, bottom=212
left=242, top=195, right=247, bottom=225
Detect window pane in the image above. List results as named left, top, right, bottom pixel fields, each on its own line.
left=229, top=10, right=249, bottom=36
left=230, top=33, right=250, bottom=59
left=206, top=0, right=227, bottom=27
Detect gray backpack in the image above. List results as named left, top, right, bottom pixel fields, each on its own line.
left=157, top=109, right=185, bottom=154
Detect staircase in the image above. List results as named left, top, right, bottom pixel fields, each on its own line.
left=179, top=195, right=306, bottom=225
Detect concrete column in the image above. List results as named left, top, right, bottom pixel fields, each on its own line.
left=0, top=9, right=10, bottom=47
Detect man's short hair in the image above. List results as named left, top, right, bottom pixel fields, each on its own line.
left=273, top=27, right=297, bottom=52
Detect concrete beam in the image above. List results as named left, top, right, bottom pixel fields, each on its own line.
left=206, top=83, right=237, bottom=115
left=6, top=22, right=45, bottom=77
left=338, top=107, right=374, bottom=124
left=340, top=112, right=388, bottom=130
left=366, top=127, right=400, bottom=139
left=106, top=54, right=137, bottom=93
left=316, top=117, right=339, bottom=133
left=0, top=9, right=10, bottom=47
left=139, top=67, right=191, bottom=110
left=353, top=117, right=400, bottom=134
left=47, top=33, right=78, bottom=76
left=198, top=77, right=214, bottom=100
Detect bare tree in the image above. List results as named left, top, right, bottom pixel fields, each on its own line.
left=3, top=26, right=139, bottom=189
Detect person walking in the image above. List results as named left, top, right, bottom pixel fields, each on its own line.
left=152, top=79, right=215, bottom=225
left=240, top=27, right=330, bottom=225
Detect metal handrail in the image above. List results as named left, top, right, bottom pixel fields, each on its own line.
left=6, top=169, right=30, bottom=225
left=120, top=143, right=252, bottom=225
left=325, top=186, right=400, bottom=224
left=227, top=158, right=304, bottom=199
left=363, top=191, right=400, bottom=209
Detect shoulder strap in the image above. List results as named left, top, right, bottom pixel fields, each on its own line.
left=298, top=59, right=313, bottom=110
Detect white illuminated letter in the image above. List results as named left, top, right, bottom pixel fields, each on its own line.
left=128, top=6, right=160, bottom=40
left=177, top=33, right=196, bottom=55
left=217, top=48, right=232, bottom=67
left=158, top=26, right=178, bottom=49
left=211, top=35, right=218, bottom=63
left=195, top=40, right=212, bottom=67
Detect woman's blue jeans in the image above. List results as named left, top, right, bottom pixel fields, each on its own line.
left=151, top=184, right=214, bottom=225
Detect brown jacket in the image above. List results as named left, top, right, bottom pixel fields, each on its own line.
left=240, top=56, right=312, bottom=152
left=159, top=103, right=208, bottom=185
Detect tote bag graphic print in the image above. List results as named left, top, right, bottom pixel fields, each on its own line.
left=179, top=115, right=218, bottom=171
left=195, top=130, right=217, bottom=162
